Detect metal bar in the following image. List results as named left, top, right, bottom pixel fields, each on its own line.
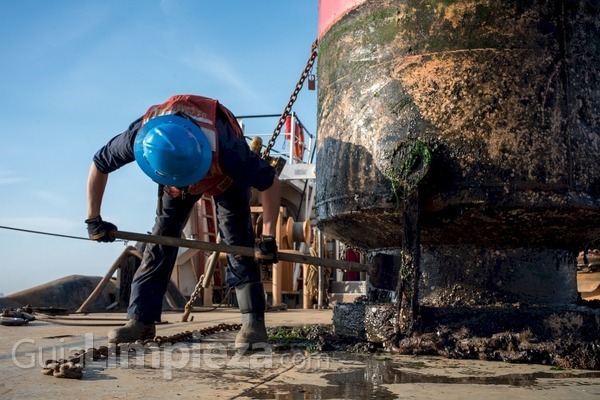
left=113, top=230, right=370, bottom=273
left=76, top=246, right=140, bottom=314
left=317, top=230, right=324, bottom=309
left=290, top=112, right=295, bottom=163
left=202, top=234, right=222, bottom=289
left=237, top=114, right=281, bottom=119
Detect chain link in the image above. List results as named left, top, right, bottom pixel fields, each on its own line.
left=41, top=322, right=242, bottom=379
left=262, top=39, right=319, bottom=158
left=184, top=273, right=204, bottom=314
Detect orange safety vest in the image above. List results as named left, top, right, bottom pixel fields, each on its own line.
left=142, top=94, right=243, bottom=197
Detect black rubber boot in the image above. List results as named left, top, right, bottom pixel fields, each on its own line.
left=235, top=282, right=268, bottom=351
left=108, top=319, right=156, bottom=343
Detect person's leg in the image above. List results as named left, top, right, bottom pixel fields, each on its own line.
left=213, top=184, right=268, bottom=350
left=109, top=189, right=201, bottom=342
left=213, top=184, right=260, bottom=286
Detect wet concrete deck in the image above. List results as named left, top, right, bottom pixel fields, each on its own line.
left=2, top=308, right=600, bottom=399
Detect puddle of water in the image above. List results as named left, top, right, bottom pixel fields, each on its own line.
left=242, top=353, right=600, bottom=400
left=247, top=378, right=397, bottom=400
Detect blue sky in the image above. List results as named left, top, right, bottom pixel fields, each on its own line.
left=0, top=0, right=318, bottom=295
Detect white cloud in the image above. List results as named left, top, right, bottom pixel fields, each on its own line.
left=183, top=47, right=264, bottom=103
left=0, top=171, right=25, bottom=185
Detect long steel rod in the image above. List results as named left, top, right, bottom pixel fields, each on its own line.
left=114, top=230, right=369, bottom=273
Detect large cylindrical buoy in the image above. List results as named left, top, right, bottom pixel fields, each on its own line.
left=316, top=0, right=600, bottom=306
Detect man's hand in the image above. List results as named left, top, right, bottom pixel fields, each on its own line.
left=86, top=216, right=117, bottom=242
left=254, top=235, right=278, bottom=266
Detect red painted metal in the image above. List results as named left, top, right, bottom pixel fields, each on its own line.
left=318, top=0, right=367, bottom=39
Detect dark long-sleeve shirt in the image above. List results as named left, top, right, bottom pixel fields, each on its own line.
left=93, top=112, right=275, bottom=191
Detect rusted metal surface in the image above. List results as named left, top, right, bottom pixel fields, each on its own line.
left=316, top=0, right=600, bottom=250
left=419, top=246, right=579, bottom=305
left=319, top=0, right=600, bottom=346
left=333, top=300, right=600, bottom=369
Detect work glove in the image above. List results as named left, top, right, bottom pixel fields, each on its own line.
left=85, top=216, right=117, bottom=242
left=254, top=235, right=278, bottom=266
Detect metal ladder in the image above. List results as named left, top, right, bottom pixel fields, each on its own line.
left=197, top=195, right=224, bottom=304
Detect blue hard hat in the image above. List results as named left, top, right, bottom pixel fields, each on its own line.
left=134, top=114, right=212, bottom=187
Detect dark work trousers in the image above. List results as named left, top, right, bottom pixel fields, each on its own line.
left=213, top=182, right=261, bottom=287
left=127, top=182, right=261, bottom=323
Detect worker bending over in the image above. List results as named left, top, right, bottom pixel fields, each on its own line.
left=86, top=94, right=281, bottom=351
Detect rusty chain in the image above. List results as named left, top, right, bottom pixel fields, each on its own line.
left=184, top=273, right=204, bottom=314
left=41, top=322, right=241, bottom=379
left=262, top=39, right=318, bottom=158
